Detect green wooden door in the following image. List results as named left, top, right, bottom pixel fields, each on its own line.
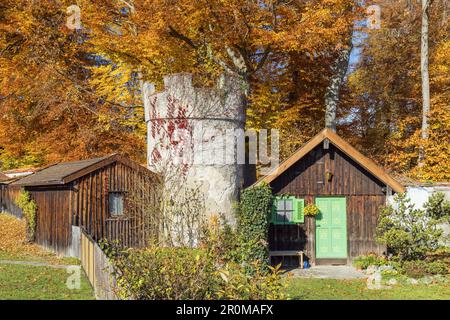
left=315, top=197, right=347, bottom=259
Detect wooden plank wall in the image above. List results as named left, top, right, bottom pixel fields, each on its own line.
left=347, top=195, right=386, bottom=258
left=73, top=162, right=159, bottom=248
left=29, top=187, right=73, bottom=256
left=271, top=144, right=385, bottom=196
left=269, top=144, right=387, bottom=265
left=0, top=185, right=23, bottom=218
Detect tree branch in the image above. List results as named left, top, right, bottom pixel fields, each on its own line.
left=167, top=26, right=198, bottom=49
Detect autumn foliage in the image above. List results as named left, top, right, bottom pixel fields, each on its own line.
left=0, top=0, right=448, bottom=182
left=0, top=213, right=67, bottom=263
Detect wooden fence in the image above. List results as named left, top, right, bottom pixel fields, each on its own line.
left=80, top=228, right=117, bottom=300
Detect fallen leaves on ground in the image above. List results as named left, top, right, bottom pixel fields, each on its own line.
left=0, top=213, right=74, bottom=265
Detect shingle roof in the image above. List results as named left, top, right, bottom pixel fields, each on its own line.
left=11, top=155, right=115, bottom=186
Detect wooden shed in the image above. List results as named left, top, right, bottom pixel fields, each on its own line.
left=256, top=129, right=405, bottom=267
left=10, top=154, right=160, bottom=256
left=0, top=174, right=23, bottom=218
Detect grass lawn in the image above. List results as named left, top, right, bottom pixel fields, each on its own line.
left=0, top=263, right=94, bottom=300
left=286, top=277, right=450, bottom=300
left=0, top=213, right=95, bottom=300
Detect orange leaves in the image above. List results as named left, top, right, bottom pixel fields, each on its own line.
left=345, top=1, right=448, bottom=182
left=0, top=213, right=47, bottom=258
left=385, top=108, right=450, bottom=182
left=0, top=213, right=74, bottom=264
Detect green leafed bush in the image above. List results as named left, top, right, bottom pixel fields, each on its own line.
left=424, top=192, right=450, bottom=221
left=15, top=190, right=37, bottom=242
left=108, top=246, right=216, bottom=300
left=103, top=243, right=285, bottom=300
left=353, top=254, right=388, bottom=270
left=376, top=193, right=443, bottom=261
left=401, top=260, right=448, bottom=278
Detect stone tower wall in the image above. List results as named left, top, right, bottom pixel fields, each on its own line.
left=143, top=73, right=246, bottom=224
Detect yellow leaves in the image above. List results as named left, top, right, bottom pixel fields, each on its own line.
left=385, top=106, right=450, bottom=182
left=88, top=60, right=135, bottom=106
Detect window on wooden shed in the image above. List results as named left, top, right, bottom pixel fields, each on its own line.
left=272, top=196, right=304, bottom=224
left=109, top=192, right=124, bottom=216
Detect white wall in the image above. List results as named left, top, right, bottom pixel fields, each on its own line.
left=388, top=185, right=450, bottom=209
left=387, top=185, right=450, bottom=247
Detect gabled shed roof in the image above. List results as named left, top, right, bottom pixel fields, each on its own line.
left=256, top=128, right=405, bottom=193
left=11, top=154, right=158, bottom=187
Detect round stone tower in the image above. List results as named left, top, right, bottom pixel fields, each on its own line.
left=143, top=73, right=247, bottom=226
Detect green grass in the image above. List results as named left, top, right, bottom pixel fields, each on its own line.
left=286, top=278, right=450, bottom=300
left=0, top=263, right=95, bottom=300
left=0, top=251, right=80, bottom=266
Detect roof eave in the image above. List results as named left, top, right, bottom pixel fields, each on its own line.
left=12, top=180, right=66, bottom=187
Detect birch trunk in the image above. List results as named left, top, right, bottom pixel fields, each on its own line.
left=419, top=0, right=431, bottom=166
left=324, top=43, right=353, bottom=132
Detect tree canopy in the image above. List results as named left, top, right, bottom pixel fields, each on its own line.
left=0, top=0, right=448, bottom=182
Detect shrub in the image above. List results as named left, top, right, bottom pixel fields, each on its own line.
left=426, top=247, right=450, bottom=262
left=104, top=243, right=285, bottom=300
left=424, top=192, right=450, bottom=222
left=237, top=184, right=273, bottom=267
left=353, top=254, right=388, bottom=270
left=376, top=193, right=442, bottom=261
left=15, top=190, right=37, bottom=242
left=425, top=261, right=449, bottom=275
left=108, top=246, right=217, bottom=300
left=401, top=260, right=448, bottom=278
left=102, top=184, right=286, bottom=300
left=216, top=262, right=285, bottom=300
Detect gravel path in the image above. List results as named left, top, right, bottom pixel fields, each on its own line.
left=289, top=265, right=367, bottom=280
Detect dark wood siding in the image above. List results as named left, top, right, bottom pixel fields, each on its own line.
left=72, top=161, right=159, bottom=248
left=28, top=187, right=73, bottom=256
left=0, top=185, right=22, bottom=218
left=269, top=144, right=387, bottom=266
left=271, top=144, right=385, bottom=196
left=2, top=160, right=159, bottom=256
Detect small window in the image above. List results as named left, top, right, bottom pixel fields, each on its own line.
left=275, top=198, right=294, bottom=223
left=109, top=192, right=124, bottom=216
left=272, top=196, right=304, bottom=224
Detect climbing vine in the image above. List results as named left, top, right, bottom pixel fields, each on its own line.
left=237, top=183, right=273, bottom=267
left=15, top=190, right=37, bottom=242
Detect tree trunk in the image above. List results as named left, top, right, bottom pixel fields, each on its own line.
left=419, top=0, right=431, bottom=167
left=324, top=42, right=353, bottom=132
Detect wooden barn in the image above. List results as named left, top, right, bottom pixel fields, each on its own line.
left=9, top=154, right=160, bottom=256
left=256, top=129, right=405, bottom=267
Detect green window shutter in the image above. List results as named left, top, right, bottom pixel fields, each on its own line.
left=293, top=198, right=305, bottom=223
